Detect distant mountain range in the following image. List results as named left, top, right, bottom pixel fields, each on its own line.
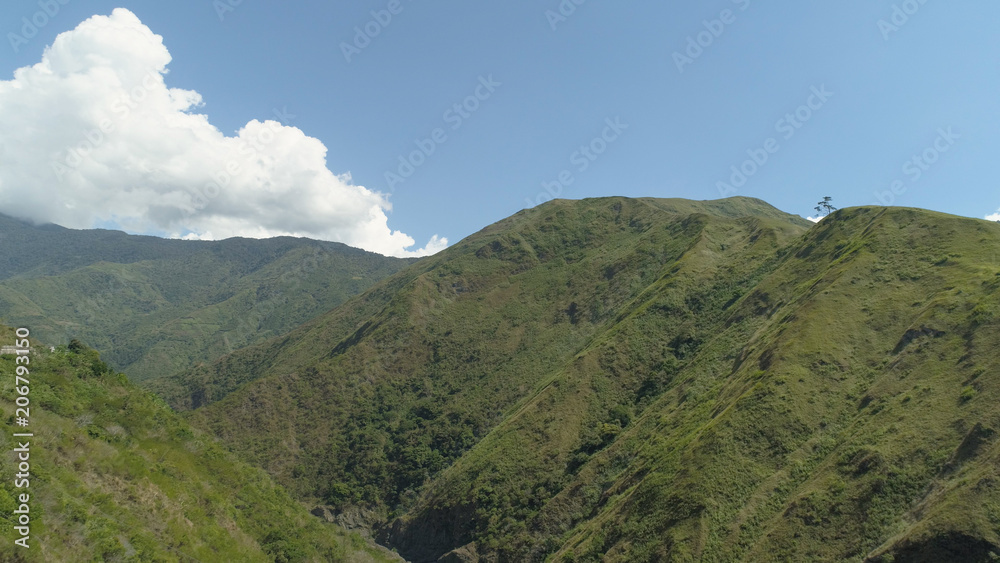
left=0, top=214, right=413, bottom=381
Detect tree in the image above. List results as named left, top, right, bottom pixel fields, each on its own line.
left=814, top=196, right=837, bottom=217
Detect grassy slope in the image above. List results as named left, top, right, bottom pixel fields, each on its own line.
left=156, top=198, right=1000, bottom=561
left=390, top=206, right=1000, bottom=562
left=0, top=326, right=399, bottom=562
left=153, top=198, right=804, bottom=546
left=0, top=215, right=411, bottom=382
left=381, top=199, right=813, bottom=560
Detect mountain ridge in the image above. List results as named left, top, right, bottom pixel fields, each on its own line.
left=0, top=214, right=414, bottom=381
left=20, top=196, right=1000, bottom=561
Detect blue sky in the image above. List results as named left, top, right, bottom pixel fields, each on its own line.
left=1, top=1, right=998, bottom=255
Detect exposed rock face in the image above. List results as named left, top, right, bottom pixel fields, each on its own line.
left=311, top=505, right=409, bottom=561
left=335, top=505, right=385, bottom=534
left=310, top=505, right=336, bottom=522
left=310, top=504, right=386, bottom=534
left=379, top=504, right=477, bottom=563
left=438, top=543, right=479, bottom=563
left=892, top=325, right=945, bottom=354
left=866, top=532, right=1000, bottom=563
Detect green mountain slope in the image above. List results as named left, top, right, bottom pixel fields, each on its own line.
left=385, top=206, right=1000, bottom=562
left=0, top=327, right=400, bottom=562
left=155, top=198, right=1000, bottom=561
left=0, top=215, right=412, bottom=381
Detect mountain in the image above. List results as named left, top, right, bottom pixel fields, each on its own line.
left=0, top=214, right=412, bottom=381
left=0, top=326, right=400, bottom=562
left=150, top=197, right=1000, bottom=561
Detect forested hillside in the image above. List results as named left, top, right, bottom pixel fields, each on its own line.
left=110, top=197, right=1000, bottom=560
left=0, top=326, right=399, bottom=562
left=0, top=215, right=412, bottom=381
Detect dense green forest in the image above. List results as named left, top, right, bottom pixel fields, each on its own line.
left=0, top=214, right=411, bottom=382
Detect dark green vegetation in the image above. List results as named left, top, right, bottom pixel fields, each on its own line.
left=0, top=327, right=399, bottom=562
left=0, top=214, right=411, bottom=382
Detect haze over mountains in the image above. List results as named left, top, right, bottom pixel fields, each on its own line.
left=0, top=213, right=412, bottom=382
left=3, top=197, right=1000, bottom=561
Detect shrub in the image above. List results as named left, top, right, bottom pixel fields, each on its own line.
left=960, top=386, right=978, bottom=403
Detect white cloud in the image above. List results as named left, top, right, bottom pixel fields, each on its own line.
left=987, top=212, right=1000, bottom=222
left=0, top=9, right=445, bottom=258
left=806, top=216, right=822, bottom=223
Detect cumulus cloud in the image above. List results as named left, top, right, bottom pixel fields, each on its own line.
left=987, top=212, right=1000, bottom=222
left=0, top=8, right=446, bottom=257
left=806, top=216, right=822, bottom=223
